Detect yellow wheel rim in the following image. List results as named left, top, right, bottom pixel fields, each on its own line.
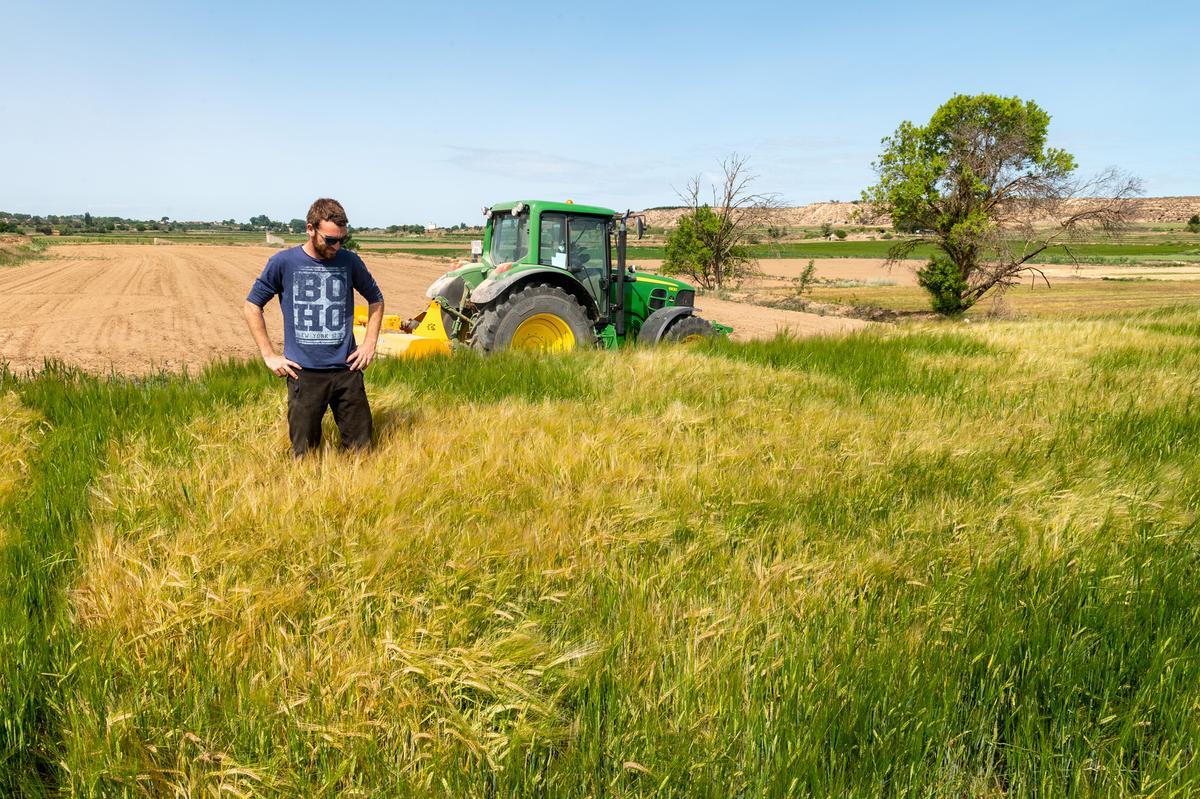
left=511, top=313, right=576, bottom=351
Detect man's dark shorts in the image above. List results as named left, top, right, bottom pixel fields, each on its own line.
left=286, top=369, right=372, bottom=457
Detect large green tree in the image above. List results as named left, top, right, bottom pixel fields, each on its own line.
left=863, top=94, right=1140, bottom=314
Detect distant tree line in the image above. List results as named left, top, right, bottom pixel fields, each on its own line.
left=0, top=211, right=183, bottom=235
left=0, top=211, right=268, bottom=236
left=0, top=212, right=481, bottom=237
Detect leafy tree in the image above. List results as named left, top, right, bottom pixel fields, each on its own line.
left=289, top=218, right=306, bottom=234
left=863, top=94, right=1140, bottom=314
left=1187, top=214, right=1200, bottom=233
left=834, top=229, right=847, bottom=240
left=796, top=259, right=817, bottom=298
left=660, top=154, right=779, bottom=290
left=664, top=205, right=729, bottom=289
left=819, top=222, right=833, bottom=239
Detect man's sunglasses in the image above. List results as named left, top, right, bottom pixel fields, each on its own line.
left=321, top=234, right=349, bottom=246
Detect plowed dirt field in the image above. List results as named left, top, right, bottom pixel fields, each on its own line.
left=0, top=244, right=868, bottom=375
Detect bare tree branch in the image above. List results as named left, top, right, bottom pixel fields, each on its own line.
left=667, top=154, right=783, bottom=290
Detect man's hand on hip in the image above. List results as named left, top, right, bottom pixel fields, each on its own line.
left=347, top=341, right=377, bottom=371
left=264, top=354, right=302, bottom=379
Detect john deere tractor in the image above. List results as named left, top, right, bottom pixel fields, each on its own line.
left=354, top=199, right=730, bottom=357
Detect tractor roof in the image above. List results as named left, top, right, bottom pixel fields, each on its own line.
left=489, top=199, right=618, bottom=218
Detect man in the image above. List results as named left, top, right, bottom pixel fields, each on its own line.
left=243, top=198, right=385, bottom=457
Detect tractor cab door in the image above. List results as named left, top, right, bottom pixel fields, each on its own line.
left=538, top=212, right=610, bottom=316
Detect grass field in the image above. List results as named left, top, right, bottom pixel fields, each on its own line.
left=3, top=306, right=1200, bottom=796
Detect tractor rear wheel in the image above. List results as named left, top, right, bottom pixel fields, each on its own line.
left=663, top=314, right=715, bottom=343
left=471, top=283, right=594, bottom=353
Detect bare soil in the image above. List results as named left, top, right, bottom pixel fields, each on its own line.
left=694, top=296, right=868, bottom=339
left=0, top=244, right=867, bottom=375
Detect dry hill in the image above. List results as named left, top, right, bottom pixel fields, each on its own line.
left=640, top=196, right=1200, bottom=229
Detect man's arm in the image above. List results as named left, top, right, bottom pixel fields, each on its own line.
left=243, top=300, right=302, bottom=378
left=347, top=300, right=384, bottom=371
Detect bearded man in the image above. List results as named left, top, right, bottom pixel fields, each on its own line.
left=243, top=198, right=385, bottom=456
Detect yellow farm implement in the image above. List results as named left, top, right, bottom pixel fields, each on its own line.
left=352, top=301, right=453, bottom=359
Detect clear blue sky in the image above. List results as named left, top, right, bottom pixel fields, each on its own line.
left=2, top=0, right=1196, bottom=227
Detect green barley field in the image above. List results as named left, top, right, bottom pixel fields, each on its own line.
left=31, top=225, right=1200, bottom=265
left=3, top=307, right=1200, bottom=796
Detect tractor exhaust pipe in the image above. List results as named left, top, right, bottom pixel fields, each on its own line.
left=615, top=218, right=627, bottom=337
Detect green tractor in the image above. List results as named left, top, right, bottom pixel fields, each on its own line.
left=355, top=199, right=730, bottom=358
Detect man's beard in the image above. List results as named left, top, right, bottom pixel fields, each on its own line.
left=312, top=238, right=338, bottom=259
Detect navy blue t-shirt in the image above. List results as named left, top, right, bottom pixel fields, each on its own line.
left=246, top=246, right=384, bottom=370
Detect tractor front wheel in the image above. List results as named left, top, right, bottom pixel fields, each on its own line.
left=471, top=283, right=594, bottom=353
left=663, top=315, right=716, bottom=343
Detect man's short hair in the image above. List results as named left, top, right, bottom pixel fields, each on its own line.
left=307, top=198, right=349, bottom=229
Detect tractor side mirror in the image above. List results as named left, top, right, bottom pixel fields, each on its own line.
left=636, top=217, right=645, bottom=239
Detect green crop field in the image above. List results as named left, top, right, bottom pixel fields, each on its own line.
left=4, top=306, right=1200, bottom=796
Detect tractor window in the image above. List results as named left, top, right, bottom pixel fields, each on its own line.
left=567, top=216, right=608, bottom=273
left=539, top=213, right=567, bottom=268
left=490, top=212, right=529, bottom=264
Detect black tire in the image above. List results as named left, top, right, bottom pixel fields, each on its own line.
left=470, top=283, right=595, bottom=353
left=662, top=314, right=715, bottom=343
